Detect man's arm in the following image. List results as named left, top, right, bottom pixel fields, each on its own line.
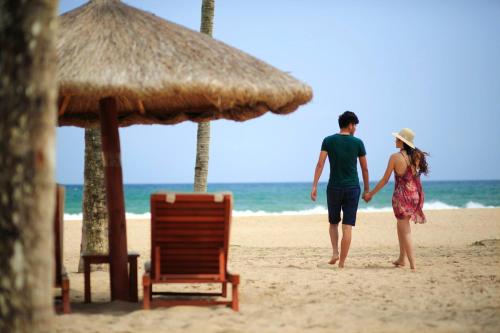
left=311, top=151, right=328, bottom=201
left=359, top=155, right=369, bottom=196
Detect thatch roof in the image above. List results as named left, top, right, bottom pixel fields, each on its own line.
left=57, top=0, right=313, bottom=127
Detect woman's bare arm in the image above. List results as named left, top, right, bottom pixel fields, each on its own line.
left=366, top=155, right=396, bottom=200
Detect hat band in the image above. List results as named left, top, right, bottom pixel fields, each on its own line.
left=398, top=135, right=414, bottom=147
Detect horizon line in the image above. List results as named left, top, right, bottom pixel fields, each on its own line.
left=58, top=179, right=500, bottom=186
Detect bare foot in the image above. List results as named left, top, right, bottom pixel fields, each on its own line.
left=392, top=260, right=405, bottom=267
left=410, top=266, right=416, bottom=271
left=338, top=262, right=345, bottom=268
left=329, top=255, right=339, bottom=265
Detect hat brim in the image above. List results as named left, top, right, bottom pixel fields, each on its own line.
left=392, top=132, right=415, bottom=149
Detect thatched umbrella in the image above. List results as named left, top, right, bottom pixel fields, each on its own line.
left=57, top=0, right=312, bottom=301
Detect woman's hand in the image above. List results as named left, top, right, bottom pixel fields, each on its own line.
left=363, top=191, right=373, bottom=202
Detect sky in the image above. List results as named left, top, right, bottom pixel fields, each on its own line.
left=57, top=0, right=500, bottom=184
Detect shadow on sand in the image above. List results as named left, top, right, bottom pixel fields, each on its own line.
left=67, top=301, right=143, bottom=315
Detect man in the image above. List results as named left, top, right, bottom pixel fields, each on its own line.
left=311, top=111, right=369, bottom=268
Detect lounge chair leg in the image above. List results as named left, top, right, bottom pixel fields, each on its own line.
left=84, top=258, right=91, bottom=303
left=222, top=282, right=227, bottom=298
left=129, top=255, right=139, bottom=302
left=62, top=277, right=71, bottom=314
left=143, top=274, right=151, bottom=310
left=231, top=282, right=239, bottom=312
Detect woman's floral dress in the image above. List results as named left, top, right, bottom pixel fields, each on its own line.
left=392, top=154, right=426, bottom=223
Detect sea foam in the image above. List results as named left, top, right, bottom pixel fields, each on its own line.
left=64, top=200, right=496, bottom=220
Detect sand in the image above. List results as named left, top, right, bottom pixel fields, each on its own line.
left=55, top=209, right=500, bottom=333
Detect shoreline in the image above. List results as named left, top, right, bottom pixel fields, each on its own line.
left=63, top=206, right=500, bottom=220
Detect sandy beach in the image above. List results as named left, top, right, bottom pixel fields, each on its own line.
left=55, top=209, right=500, bottom=333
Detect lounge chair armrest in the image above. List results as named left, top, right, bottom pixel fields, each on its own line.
left=226, top=272, right=240, bottom=284
left=128, top=250, right=140, bottom=257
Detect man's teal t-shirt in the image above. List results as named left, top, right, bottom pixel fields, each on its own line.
left=321, top=134, right=366, bottom=188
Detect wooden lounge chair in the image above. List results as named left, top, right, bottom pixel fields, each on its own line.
left=143, top=192, right=240, bottom=311
left=54, top=184, right=70, bottom=314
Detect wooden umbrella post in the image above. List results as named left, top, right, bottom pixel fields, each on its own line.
left=99, top=97, right=129, bottom=301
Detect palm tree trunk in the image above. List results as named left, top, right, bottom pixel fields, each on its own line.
left=194, top=122, right=210, bottom=192
left=0, top=1, right=58, bottom=332
left=78, top=127, right=108, bottom=272
left=200, top=0, right=215, bottom=36
left=194, top=0, right=215, bottom=193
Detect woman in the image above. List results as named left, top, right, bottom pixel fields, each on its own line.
left=364, top=128, right=429, bottom=270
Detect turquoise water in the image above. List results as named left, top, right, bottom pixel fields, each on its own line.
left=63, top=181, right=500, bottom=219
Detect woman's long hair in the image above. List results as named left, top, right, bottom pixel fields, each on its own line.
left=402, top=143, right=429, bottom=176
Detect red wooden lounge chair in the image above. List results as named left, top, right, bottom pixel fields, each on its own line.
left=54, top=184, right=70, bottom=314
left=143, top=192, right=240, bottom=311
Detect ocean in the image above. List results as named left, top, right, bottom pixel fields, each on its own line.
left=62, top=180, right=500, bottom=220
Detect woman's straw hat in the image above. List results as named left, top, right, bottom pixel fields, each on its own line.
left=392, top=128, right=416, bottom=149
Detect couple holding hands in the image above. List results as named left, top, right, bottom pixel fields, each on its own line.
left=311, top=111, right=429, bottom=271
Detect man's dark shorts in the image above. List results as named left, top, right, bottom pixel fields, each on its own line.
left=326, top=186, right=361, bottom=226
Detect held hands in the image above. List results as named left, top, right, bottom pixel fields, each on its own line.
left=362, top=191, right=373, bottom=203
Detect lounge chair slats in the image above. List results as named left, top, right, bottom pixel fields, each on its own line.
left=157, top=224, right=224, bottom=231
left=161, top=242, right=223, bottom=249
left=156, top=216, right=226, bottom=223
left=157, top=210, right=226, bottom=217
left=159, top=248, right=219, bottom=254
left=156, top=202, right=226, bottom=208
left=155, top=273, right=227, bottom=281
left=157, top=205, right=225, bottom=212
left=154, top=235, right=225, bottom=242
left=155, top=228, right=224, bottom=236
left=161, top=253, right=219, bottom=260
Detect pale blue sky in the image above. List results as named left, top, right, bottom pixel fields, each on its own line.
left=57, top=0, right=500, bottom=184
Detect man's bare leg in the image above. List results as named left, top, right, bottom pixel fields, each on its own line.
left=393, top=221, right=406, bottom=267
left=339, top=224, right=352, bottom=268
left=328, top=224, right=340, bottom=264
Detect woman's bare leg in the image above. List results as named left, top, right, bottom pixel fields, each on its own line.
left=393, top=222, right=406, bottom=266
left=397, top=217, right=415, bottom=270
left=329, top=224, right=340, bottom=264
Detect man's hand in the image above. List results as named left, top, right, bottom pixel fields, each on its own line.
left=311, top=186, right=318, bottom=201
left=311, top=151, right=327, bottom=202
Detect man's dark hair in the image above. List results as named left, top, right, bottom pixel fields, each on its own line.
left=338, top=111, right=359, bottom=129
